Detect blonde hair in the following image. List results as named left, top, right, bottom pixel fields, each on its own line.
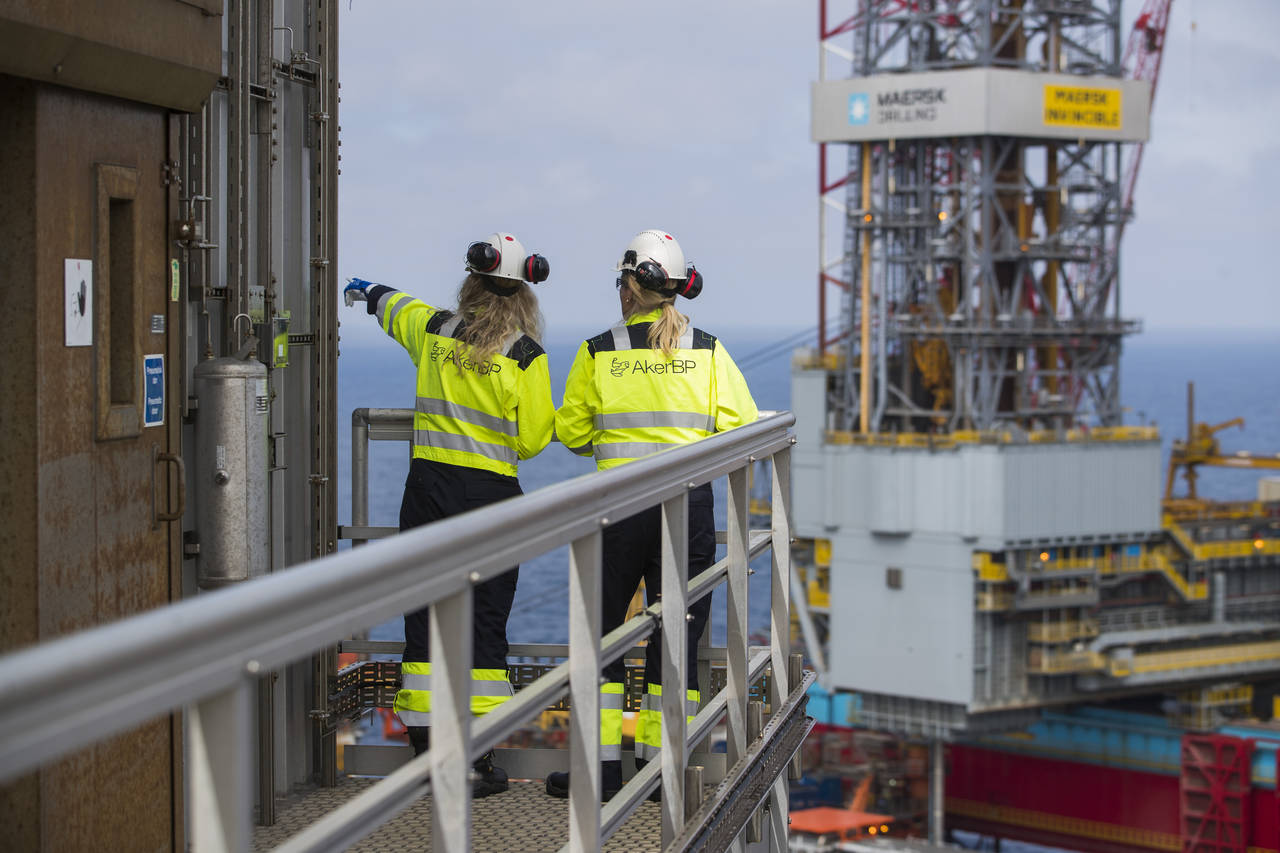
left=454, top=273, right=543, bottom=367
left=620, top=272, right=689, bottom=359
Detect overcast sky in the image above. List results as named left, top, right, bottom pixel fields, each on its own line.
left=335, top=1, right=1279, bottom=350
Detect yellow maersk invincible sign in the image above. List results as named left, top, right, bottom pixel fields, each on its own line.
left=1043, top=85, right=1122, bottom=130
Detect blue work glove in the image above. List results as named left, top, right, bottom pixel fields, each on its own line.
left=344, top=277, right=376, bottom=307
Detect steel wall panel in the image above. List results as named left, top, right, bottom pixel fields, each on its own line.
left=828, top=532, right=974, bottom=704
left=789, top=368, right=829, bottom=539
left=869, top=453, right=914, bottom=533
left=1002, top=443, right=1161, bottom=541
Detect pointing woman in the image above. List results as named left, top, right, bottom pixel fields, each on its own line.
left=547, top=229, right=757, bottom=800
left=344, top=232, right=554, bottom=798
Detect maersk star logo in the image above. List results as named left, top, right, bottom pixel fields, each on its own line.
left=848, top=93, right=870, bottom=125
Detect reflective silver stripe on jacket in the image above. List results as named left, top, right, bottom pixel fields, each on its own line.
left=566, top=442, right=592, bottom=456
left=397, top=709, right=431, bottom=726
left=608, top=324, right=693, bottom=351
left=594, top=411, right=715, bottom=433
left=593, top=441, right=680, bottom=461
left=438, top=314, right=464, bottom=338
left=414, top=429, right=518, bottom=466
left=417, top=397, right=518, bottom=436
left=377, top=290, right=408, bottom=330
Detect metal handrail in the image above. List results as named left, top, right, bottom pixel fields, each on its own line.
left=0, top=410, right=800, bottom=852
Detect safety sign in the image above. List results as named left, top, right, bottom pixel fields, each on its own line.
left=144, top=354, right=165, bottom=427
left=65, top=259, right=92, bottom=347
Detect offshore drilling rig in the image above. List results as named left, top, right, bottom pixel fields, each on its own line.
left=793, top=1, right=1280, bottom=845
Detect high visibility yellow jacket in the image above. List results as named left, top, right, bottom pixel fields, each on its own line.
left=367, top=285, right=554, bottom=476
left=556, top=309, right=758, bottom=469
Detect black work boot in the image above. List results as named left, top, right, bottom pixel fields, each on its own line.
left=472, top=750, right=509, bottom=799
left=545, top=760, right=622, bottom=801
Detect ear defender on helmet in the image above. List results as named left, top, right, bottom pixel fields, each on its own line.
left=466, top=241, right=501, bottom=274
left=633, top=260, right=670, bottom=293
left=524, top=254, right=550, bottom=283
left=677, top=264, right=703, bottom=299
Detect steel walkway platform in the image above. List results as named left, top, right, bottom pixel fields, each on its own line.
left=253, top=777, right=674, bottom=852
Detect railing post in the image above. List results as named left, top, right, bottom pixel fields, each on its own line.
left=568, top=530, right=603, bottom=853
left=769, top=446, right=793, bottom=713
left=350, top=410, right=369, bottom=547
left=726, top=467, right=750, bottom=770
left=768, top=445, right=795, bottom=852
left=684, top=764, right=704, bottom=821
left=789, top=653, right=805, bottom=781
left=188, top=677, right=254, bottom=852
left=430, top=587, right=472, bottom=853
left=660, top=492, right=690, bottom=846
left=745, top=700, right=765, bottom=844
left=766, top=775, right=790, bottom=852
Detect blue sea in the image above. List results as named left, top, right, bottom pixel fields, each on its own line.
left=336, top=325, right=1279, bottom=648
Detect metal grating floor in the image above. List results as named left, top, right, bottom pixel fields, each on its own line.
left=253, top=777, right=669, bottom=852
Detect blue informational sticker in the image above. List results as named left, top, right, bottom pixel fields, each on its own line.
left=144, top=354, right=164, bottom=427
left=848, top=92, right=870, bottom=126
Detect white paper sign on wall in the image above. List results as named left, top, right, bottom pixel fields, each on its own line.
left=65, top=259, right=93, bottom=347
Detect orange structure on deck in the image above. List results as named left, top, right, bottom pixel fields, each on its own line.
left=790, top=807, right=895, bottom=841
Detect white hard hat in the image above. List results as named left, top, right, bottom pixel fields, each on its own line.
left=616, top=229, right=687, bottom=282
left=466, top=232, right=549, bottom=283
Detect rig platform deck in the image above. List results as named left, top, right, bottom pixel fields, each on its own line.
left=252, top=777, right=682, bottom=852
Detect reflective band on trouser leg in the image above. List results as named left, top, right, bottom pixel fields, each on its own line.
left=601, top=682, right=624, bottom=762
left=394, top=661, right=432, bottom=727
left=470, top=668, right=515, bottom=717
left=635, top=691, right=659, bottom=762
left=634, top=685, right=701, bottom=761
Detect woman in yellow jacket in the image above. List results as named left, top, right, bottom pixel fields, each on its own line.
left=548, top=229, right=757, bottom=800
left=344, top=232, right=554, bottom=798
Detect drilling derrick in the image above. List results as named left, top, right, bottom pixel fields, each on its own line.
left=816, top=1, right=1144, bottom=434
left=794, top=0, right=1280, bottom=744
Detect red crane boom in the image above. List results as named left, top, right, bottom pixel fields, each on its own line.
left=1118, top=0, right=1175, bottom=242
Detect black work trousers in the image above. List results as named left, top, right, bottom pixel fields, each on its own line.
left=399, top=458, right=521, bottom=672
left=601, top=483, right=715, bottom=692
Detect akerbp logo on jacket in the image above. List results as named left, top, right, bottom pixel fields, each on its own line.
left=609, top=356, right=698, bottom=377
left=430, top=341, right=501, bottom=375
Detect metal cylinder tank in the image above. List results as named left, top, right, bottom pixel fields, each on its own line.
left=194, top=355, right=269, bottom=588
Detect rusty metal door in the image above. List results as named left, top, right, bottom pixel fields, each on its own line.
left=28, top=85, right=182, bottom=853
